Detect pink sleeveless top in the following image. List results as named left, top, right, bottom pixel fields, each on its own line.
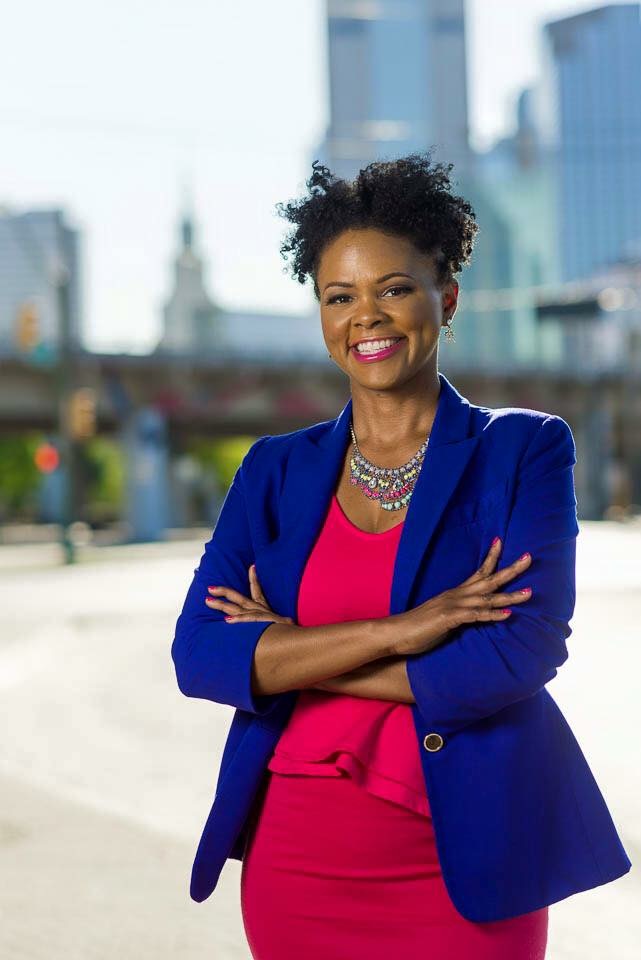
left=267, top=493, right=431, bottom=818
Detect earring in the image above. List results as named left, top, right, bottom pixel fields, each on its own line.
left=327, top=352, right=332, bottom=359
left=444, top=320, right=456, bottom=343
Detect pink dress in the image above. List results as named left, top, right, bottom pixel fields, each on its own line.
left=267, top=493, right=429, bottom=817
left=241, top=493, right=548, bottom=959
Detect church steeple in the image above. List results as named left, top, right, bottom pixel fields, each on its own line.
left=179, top=178, right=195, bottom=252
left=158, top=184, right=221, bottom=354
left=181, top=213, right=193, bottom=250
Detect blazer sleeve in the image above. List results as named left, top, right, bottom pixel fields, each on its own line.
left=170, top=435, right=282, bottom=716
left=405, top=414, right=579, bottom=737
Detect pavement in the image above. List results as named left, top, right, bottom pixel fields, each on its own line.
left=0, top=522, right=639, bottom=958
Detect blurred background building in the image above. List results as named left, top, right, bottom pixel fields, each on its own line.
left=0, top=208, right=82, bottom=357
left=316, top=0, right=472, bottom=179
left=542, top=4, right=641, bottom=281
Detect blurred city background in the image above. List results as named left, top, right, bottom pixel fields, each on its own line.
left=0, top=1, right=639, bottom=958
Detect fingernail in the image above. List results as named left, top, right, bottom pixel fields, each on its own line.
left=224, top=616, right=234, bottom=622
left=501, top=608, right=512, bottom=615
left=519, top=552, right=530, bottom=561
left=208, top=585, right=217, bottom=590
left=520, top=587, right=532, bottom=594
left=491, top=536, right=500, bottom=546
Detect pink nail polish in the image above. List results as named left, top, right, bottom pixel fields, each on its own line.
left=491, top=536, right=500, bottom=546
left=501, top=608, right=512, bottom=615
left=519, top=552, right=530, bottom=561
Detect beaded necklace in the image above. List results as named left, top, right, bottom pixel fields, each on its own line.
left=348, top=420, right=430, bottom=512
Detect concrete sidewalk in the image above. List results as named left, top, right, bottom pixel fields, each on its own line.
left=0, top=772, right=250, bottom=960
left=0, top=523, right=638, bottom=958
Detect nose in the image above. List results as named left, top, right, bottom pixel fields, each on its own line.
left=356, top=317, right=386, bottom=331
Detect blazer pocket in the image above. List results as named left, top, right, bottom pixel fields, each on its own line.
left=442, top=476, right=511, bottom=530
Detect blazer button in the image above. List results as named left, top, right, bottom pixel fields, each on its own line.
left=423, top=732, right=444, bottom=752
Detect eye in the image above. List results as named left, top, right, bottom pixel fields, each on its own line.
left=326, top=293, right=350, bottom=305
left=383, top=285, right=412, bottom=297
left=326, top=285, right=412, bottom=305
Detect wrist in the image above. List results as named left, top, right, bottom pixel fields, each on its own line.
left=372, top=615, right=403, bottom=658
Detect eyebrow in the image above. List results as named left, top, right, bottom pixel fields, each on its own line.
left=323, top=272, right=415, bottom=293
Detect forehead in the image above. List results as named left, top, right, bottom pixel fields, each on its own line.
left=317, top=228, right=435, bottom=282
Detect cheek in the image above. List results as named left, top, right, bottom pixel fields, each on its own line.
left=403, top=300, right=440, bottom=336
left=320, top=314, right=343, bottom=345
left=407, top=321, right=441, bottom=357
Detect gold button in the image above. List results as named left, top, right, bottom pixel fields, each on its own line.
left=423, top=732, right=444, bottom=752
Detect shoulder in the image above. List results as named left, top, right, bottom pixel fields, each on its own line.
left=238, top=417, right=328, bottom=477
left=470, top=401, right=575, bottom=455
left=468, top=403, right=577, bottom=480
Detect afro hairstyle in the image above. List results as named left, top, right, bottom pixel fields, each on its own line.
left=275, top=150, right=479, bottom=301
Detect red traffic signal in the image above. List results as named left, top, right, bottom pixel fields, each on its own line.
left=34, top=442, right=60, bottom=473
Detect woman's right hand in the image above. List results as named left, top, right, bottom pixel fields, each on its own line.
left=386, top=538, right=533, bottom=657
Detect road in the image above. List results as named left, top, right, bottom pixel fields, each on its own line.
left=0, top=524, right=638, bottom=959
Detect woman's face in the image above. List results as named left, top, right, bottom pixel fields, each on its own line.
left=317, top=227, right=458, bottom=391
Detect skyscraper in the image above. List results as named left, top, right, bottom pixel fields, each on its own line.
left=316, top=0, right=471, bottom=181
left=542, top=4, right=641, bottom=281
left=0, top=208, right=82, bottom=356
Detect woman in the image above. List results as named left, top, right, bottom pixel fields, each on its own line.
left=171, top=154, right=631, bottom=958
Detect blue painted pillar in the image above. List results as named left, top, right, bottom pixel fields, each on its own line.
left=122, top=407, right=171, bottom=542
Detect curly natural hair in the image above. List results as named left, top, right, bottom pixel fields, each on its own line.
left=275, top=151, right=479, bottom=301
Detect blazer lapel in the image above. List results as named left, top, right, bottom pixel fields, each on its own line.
left=258, top=372, right=480, bottom=619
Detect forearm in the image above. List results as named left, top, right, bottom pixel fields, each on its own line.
left=307, top=656, right=415, bottom=704
left=251, top=617, right=396, bottom=697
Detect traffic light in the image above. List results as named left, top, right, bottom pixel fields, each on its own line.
left=34, top=442, right=60, bottom=473
left=15, top=302, right=40, bottom=352
left=67, top=387, right=97, bottom=440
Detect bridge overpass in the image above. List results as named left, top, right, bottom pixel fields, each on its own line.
left=1, top=348, right=640, bottom=531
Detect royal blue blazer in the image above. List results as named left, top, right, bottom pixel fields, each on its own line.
left=171, top=371, right=631, bottom=922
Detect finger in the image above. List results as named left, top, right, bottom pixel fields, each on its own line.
left=456, top=605, right=514, bottom=623
left=222, top=613, right=285, bottom=623
left=475, top=606, right=513, bottom=620
left=482, top=537, right=502, bottom=568
left=207, top=584, right=252, bottom=609
left=248, top=564, right=267, bottom=604
left=484, top=552, right=532, bottom=590
left=462, top=536, right=501, bottom=585
left=490, top=587, right=532, bottom=606
left=460, top=588, right=532, bottom=608
left=205, top=596, right=245, bottom=615
left=464, top=551, right=531, bottom=594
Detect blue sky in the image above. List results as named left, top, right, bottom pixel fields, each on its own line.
left=1, top=1, right=628, bottom=352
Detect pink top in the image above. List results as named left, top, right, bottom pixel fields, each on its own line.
left=267, top=493, right=430, bottom=818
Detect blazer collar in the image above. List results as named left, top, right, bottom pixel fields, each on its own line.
left=263, top=371, right=480, bottom=618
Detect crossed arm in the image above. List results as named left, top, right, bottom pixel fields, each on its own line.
left=205, top=560, right=415, bottom=704
left=309, top=654, right=415, bottom=703
left=174, top=417, right=578, bottom=731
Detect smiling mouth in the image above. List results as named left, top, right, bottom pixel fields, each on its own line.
left=351, top=337, right=404, bottom=356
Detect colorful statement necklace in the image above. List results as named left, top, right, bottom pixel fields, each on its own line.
left=348, top=420, right=429, bottom=512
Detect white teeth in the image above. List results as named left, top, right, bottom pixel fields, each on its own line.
left=355, top=338, right=401, bottom=354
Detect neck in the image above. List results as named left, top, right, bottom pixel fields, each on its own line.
left=349, top=369, right=441, bottom=451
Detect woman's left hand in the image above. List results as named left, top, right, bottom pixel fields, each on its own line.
left=205, top=564, right=294, bottom=624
